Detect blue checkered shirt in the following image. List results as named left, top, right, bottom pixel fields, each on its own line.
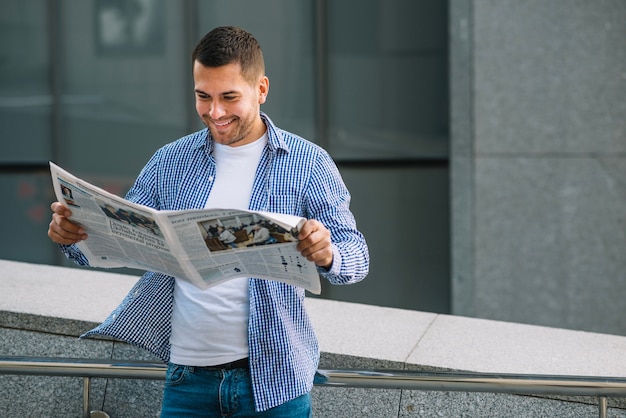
left=60, top=113, right=369, bottom=411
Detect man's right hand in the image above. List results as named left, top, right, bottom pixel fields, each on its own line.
left=48, top=202, right=88, bottom=245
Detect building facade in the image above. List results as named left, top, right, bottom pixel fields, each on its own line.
left=2, top=0, right=624, bottom=335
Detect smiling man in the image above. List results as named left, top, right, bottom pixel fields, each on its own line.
left=193, top=37, right=269, bottom=148
left=48, top=26, right=369, bottom=417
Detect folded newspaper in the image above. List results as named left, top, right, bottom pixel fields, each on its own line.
left=50, top=162, right=321, bottom=294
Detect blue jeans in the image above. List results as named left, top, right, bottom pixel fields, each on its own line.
left=161, top=363, right=312, bottom=417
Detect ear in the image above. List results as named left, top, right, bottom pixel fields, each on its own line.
left=258, top=76, right=269, bottom=105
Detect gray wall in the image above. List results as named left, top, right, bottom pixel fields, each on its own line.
left=451, top=0, right=626, bottom=334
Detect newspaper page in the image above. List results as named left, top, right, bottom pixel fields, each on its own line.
left=50, top=162, right=321, bottom=294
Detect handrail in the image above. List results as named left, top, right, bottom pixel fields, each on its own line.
left=1, top=357, right=625, bottom=418
left=0, top=356, right=165, bottom=379
left=315, top=369, right=626, bottom=397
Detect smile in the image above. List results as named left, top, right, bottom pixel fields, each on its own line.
left=212, top=118, right=235, bottom=128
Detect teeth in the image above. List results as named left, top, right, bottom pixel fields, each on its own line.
left=214, top=119, right=233, bottom=127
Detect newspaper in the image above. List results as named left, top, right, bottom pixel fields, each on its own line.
left=50, top=162, right=321, bottom=294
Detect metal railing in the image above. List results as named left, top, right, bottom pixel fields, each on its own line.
left=1, top=356, right=625, bottom=418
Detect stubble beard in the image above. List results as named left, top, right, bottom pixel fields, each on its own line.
left=204, top=115, right=256, bottom=147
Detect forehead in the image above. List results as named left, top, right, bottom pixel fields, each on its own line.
left=193, top=61, right=250, bottom=90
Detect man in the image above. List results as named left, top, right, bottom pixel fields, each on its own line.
left=250, top=223, right=272, bottom=245
left=217, top=225, right=237, bottom=247
left=48, top=26, right=369, bottom=416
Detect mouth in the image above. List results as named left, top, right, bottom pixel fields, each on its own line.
left=211, top=118, right=235, bottom=129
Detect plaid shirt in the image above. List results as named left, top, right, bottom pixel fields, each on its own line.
left=61, top=113, right=369, bottom=411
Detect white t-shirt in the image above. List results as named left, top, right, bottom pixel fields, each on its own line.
left=169, top=133, right=267, bottom=366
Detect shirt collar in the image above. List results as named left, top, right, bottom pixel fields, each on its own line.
left=196, top=112, right=290, bottom=155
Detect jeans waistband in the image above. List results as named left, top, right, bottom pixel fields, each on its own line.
left=197, top=357, right=249, bottom=371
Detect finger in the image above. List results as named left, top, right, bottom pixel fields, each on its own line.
left=299, top=238, right=330, bottom=258
left=51, top=201, right=71, bottom=216
left=297, top=222, right=314, bottom=240
left=298, top=219, right=328, bottom=240
left=49, top=213, right=87, bottom=243
left=297, top=231, right=331, bottom=261
left=48, top=219, right=82, bottom=241
left=48, top=221, right=81, bottom=244
left=51, top=212, right=84, bottom=232
left=301, top=244, right=333, bottom=268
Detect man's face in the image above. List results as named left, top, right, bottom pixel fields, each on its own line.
left=193, top=61, right=269, bottom=147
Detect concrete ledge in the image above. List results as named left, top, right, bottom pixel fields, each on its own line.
left=0, top=260, right=137, bottom=327
left=2, top=259, right=626, bottom=417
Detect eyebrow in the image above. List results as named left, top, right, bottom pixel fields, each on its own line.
left=194, top=89, right=239, bottom=96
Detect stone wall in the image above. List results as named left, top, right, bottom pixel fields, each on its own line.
left=2, top=260, right=626, bottom=416
left=451, top=0, right=626, bottom=334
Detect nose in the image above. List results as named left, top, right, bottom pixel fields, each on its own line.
left=208, top=99, right=226, bottom=120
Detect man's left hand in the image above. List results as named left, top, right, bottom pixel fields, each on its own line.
left=297, top=219, right=333, bottom=270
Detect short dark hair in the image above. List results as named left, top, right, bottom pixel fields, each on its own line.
left=192, top=26, right=265, bottom=83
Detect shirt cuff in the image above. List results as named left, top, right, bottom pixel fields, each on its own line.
left=318, top=245, right=341, bottom=276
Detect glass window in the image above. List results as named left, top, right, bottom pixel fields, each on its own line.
left=59, top=0, right=189, bottom=180
left=0, top=0, right=52, bottom=163
left=197, top=0, right=316, bottom=141
left=327, top=0, right=449, bottom=160
left=0, top=0, right=450, bottom=313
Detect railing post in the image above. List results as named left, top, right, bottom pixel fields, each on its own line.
left=598, top=396, right=607, bottom=418
left=83, top=376, right=90, bottom=418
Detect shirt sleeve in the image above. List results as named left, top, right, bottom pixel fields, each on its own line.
left=58, top=243, right=91, bottom=266
left=307, top=151, right=370, bottom=285
left=57, top=149, right=163, bottom=267
left=124, top=148, right=162, bottom=208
